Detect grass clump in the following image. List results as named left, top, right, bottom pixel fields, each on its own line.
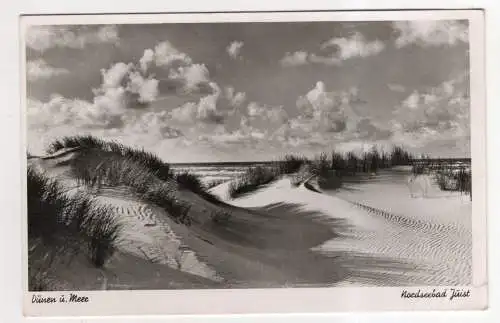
left=68, top=150, right=193, bottom=225
left=229, top=155, right=308, bottom=198
left=174, top=172, right=223, bottom=205
left=273, top=154, right=308, bottom=175
left=47, top=135, right=173, bottom=181
left=229, top=145, right=418, bottom=197
left=48, top=135, right=224, bottom=206
left=27, top=167, right=122, bottom=290
left=228, top=166, right=277, bottom=198
left=434, top=167, right=472, bottom=199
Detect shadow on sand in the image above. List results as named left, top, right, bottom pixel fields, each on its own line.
left=199, top=202, right=429, bottom=288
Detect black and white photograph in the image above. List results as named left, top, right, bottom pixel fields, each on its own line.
left=21, top=10, right=487, bottom=315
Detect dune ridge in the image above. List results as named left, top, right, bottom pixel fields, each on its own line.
left=27, top=138, right=472, bottom=290
left=300, top=174, right=472, bottom=285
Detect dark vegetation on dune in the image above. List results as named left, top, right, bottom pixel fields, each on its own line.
left=228, top=155, right=308, bottom=198
left=27, top=167, right=121, bottom=291
left=48, top=135, right=173, bottom=180
left=229, top=145, right=471, bottom=199
left=174, top=172, right=224, bottom=205
left=46, top=135, right=224, bottom=224
left=434, top=167, right=472, bottom=198
left=229, top=146, right=416, bottom=198
left=411, top=158, right=472, bottom=198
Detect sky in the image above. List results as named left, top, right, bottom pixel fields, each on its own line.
left=25, top=20, right=471, bottom=162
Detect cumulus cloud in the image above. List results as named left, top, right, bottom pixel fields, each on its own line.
left=311, top=32, right=385, bottom=65
left=140, top=41, right=192, bottom=73
left=280, top=51, right=309, bottom=67
left=294, top=81, right=361, bottom=133
left=27, top=59, right=69, bottom=81
left=170, top=82, right=250, bottom=127
left=170, top=82, right=226, bottom=124
left=28, top=57, right=163, bottom=141
left=122, top=110, right=183, bottom=138
left=197, top=121, right=269, bottom=146
left=273, top=81, right=391, bottom=149
left=391, top=72, right=470, bottom=146
left=93, top=62, right=160, bottom=107
left=27, top=92, right=184, bottom=155
left=321, top=32, right=385, bottom=59
left=99, top=62, right=132, bottom=89
left=126, top=71, right=159, bottom=103
left=139, top=41, right=212, bottom=93
left=281, top=32, right=385, bottom=67
left=27, top=94, right=124, bottom=132
left=226, top=41, right=244, bottom=59
left=224, top=86, right=246, bottom=107
left=26, top=25, right=119, bottom=52
left=247, top=102, right=288, bottom=124
left=168, top=63, right=210, bottom=93
left=393, top=20, right=468, bottom=48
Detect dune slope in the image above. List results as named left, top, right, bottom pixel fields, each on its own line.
left=28, top=147, right=471, bottom=289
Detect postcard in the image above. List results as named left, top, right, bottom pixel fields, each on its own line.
left=21, top=9, right=487, bottom=316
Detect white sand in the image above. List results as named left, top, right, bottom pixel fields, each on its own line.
left=30, top=149, right=472, bottom=287
left=79, top=190, right=222, bottom=282
left=211, top=174, right=472, bottom=286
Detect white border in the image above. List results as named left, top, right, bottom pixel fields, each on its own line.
left=16, top=8, right=489, bottom=319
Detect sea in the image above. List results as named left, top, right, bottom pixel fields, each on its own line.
left=170, top=162, right=273, bottom=186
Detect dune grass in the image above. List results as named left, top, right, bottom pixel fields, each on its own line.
left=48, top=135, right=222, bottom=207
left=434, top=168, right=472, bottom=198
left=228, top=154, right=309, bottom=198
left=47, top=135, right=173, bottom=181
left=228, top=165, right=278, bottom=198
left=229, top=146, right=417, bottom=198
left=174, top=171, right=223, bottom=205
left=27, top=167, right=122, bottom=290
left=68, top=150, right=192, bottom=225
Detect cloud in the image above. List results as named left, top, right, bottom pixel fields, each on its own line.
left=391, top=72, right=470, bottom=147
left=170, top=82, right=226, bottom=124
left=27, top=93, right=184, bottom=155
left=126, top=71, right=159, bottom=103
left=139, top=41, right=212, bottom=93
left=281, top=32, right=385, bottom=67
left=224, top=87, right=246, bottom=107
left=168, top=63, right=210, bottom=93
left=247, top=102, right=288, bottom=124
left=99, top=62, right=132, bottom=89
left=94, top=62, right=160, bottom=107
left=295, top=81, right=358, bottom=133
left=122, top=110, right=183, bottom=138
left=387, top=83, right=406, bottom=92
left=140, top=41, right=192, bottom=73
left=393, top=20, right=468, bottom=48
left=226, top=41, right=244, bottom=59
left=27, top=59, right=69, bottom=81
left=27, top=94, right=124, bottom=132
left=197, top=122, right=269, bottom=146
left=312, top=32, right=385, bottom=64
left=280, top=51, right=309, bottom=67
left=26, top=25, right=119, bottom=52
left=280, top=81, right=390, bottom=147
left=28, top=56, right=163, bottom=137
left=170, top=82, right=250, bottom=127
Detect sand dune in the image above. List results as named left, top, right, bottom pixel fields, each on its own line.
left=29, top=148, right=471, bottom=288
left=211, top=173, right=471, bottom=286
left=29, top=151, right=346, bottom=288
